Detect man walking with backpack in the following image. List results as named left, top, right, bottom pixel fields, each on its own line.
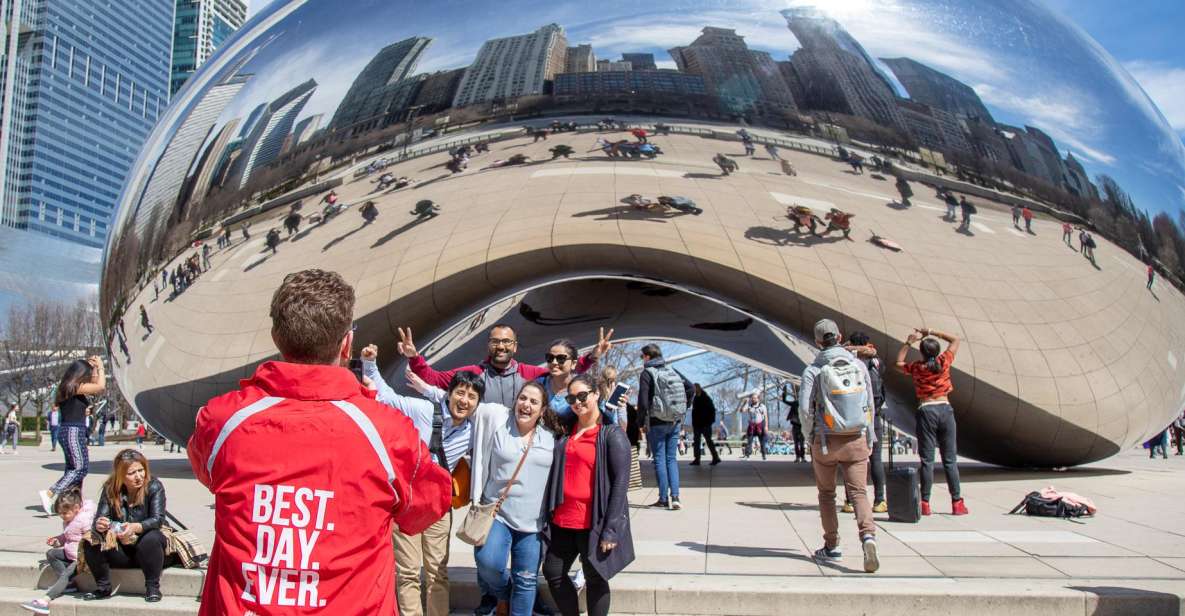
left=799, top=319, right=879, bottom=573
left=638, top=344, right=694, bottom=510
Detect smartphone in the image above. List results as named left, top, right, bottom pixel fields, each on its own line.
left=348, top=358, right=365, bottom=384
left=605, top=383, right=629, bottom=410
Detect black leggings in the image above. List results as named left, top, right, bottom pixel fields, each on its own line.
left=543, top=527, right=610, bottom=616
left=916, top=403, right=962, bottom=501
left=81, top=528, right=167, bottom=588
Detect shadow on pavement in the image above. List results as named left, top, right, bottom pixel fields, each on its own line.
left=371, top=215, right=434, bottom=248
left=43, top=457, right=196, bottom=480
left=736, top=500, right=818, bottom=512
left=745, top=226, right=845, bottom=248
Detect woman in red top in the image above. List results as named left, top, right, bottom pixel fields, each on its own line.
left=895, top=327, right=967, bottom=516
left=542, top=374, right=634, bottom=616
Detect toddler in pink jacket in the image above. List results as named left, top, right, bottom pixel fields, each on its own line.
left=20, top=488, right=95, bottom=614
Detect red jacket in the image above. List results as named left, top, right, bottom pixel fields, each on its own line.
left=408, top=354, right=595, bottom=389
left=187, top=361, right=451, bottom=615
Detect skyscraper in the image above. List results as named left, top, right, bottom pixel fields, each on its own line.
left=565, top=44, right=596, bottom=73
left=292, top=113, right=323, bottom=146
left=596, top=59, right=633, bottom=72
left=412, top=68, right=467, bottom=114
left=170, top=0, right=248, bottom=96
left=183, top=117, right=240, bottom=210
left=0, top=0, right=172, bottom=249
left=330, top=37, right=431, bottom=132
left=894, top=99, right=972, bottom=158
left=135, top=71, right=250, bottom=231
left=782, top=8, right=906, bottom=132
left=1062, top=152, right=1098, bottom=199
left=880, top=57, right=993, bottom=122
left=453, top=24, right=567, bottom=107
left=231, top=78, right=317, bottom=189
left=621, top=53, right=657, bottom=70
left=668, top=27, right=797, bottom=119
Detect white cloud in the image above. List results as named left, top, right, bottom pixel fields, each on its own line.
left=974, top=83, right=1116, bottom=166
left=1122, top=60, right=1185, bottom=135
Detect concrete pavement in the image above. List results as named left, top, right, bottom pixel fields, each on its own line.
left=1, top=439, right=1182, bottom=614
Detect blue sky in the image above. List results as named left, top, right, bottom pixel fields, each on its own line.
left=226, top=0, right=1185, bottom=215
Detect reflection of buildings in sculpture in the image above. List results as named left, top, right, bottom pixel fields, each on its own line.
left=412, top=68, right=467, bottom=115
left=230, top=78, right=317, bottom=189
left=668, top=27, right=797, bottom=120
left=170, top=0, right=248, bottom=96
left=597, top=59, right=633, bottom=72
left=621, top=53, right=658, bottom=71
left=238, top=102, right=267, bottom=139
left=553, top=70, right=710, bottom=110
left=329, top=37, right=431, bottom=133
left=1062, top=152, right=1099, bottom=199
left=895, top=99, right=972, bottom=159
left=565, top=44, right=596, bottom=73
left=453, top=24, right=567, bottom=107
left=782, top=8, right=906, bottom=133
left=998, top=124, right=1066, bottom=187
left=880, top=57, right=994, bottom=123
left=183, top=117, right=240, bottom=211
left=291, top=113, right=323, bottom=146
left=0, top=1, right=172, bottom=251
left=134, top=72, right=251, bottom=232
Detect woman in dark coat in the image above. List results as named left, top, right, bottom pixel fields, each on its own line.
left=82, top=449, right=169, bottom=603
left=542, top=374, right=634, bottom=616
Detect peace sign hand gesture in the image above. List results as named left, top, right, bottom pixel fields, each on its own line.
left=397, top=327, right=418, bottom=359
left=593, top=327, right=615, bottom=359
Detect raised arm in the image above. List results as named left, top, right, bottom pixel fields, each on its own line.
left=77, top=356, right=106, bottom=396
left=895, top=331, right=920, bottom=374
left=923, top=327, right=960, bottom=357
left=398, top=327, right=470, bottom=389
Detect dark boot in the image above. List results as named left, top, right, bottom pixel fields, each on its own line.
left=145, top=580, right=162, bottom=603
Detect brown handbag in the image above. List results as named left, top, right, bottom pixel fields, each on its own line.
left=451, top=457, right=471, bottom=510
left=456, top=436, right=533, bottom=546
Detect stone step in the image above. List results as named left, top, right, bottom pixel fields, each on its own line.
left=0, top=551, right=1181, bottom=615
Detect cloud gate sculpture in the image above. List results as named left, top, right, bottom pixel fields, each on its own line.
left=101, top=0, right=1185, bottom=467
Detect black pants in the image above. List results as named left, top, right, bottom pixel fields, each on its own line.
left=869, top=418, right=886, bottom=502
left=916, top=403, right=961, bottom=501
left=692, top=424, right=719, bottom=462
left=81, top=529, right=167, bottom=589
left=791, top=423, right=805, bottom=461
left=543, top=527, right=610, bottom=616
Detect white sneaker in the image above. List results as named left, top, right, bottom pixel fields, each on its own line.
left=862, top=536, right=880, bottom=573
left=38, top=490, right=54, bottom=516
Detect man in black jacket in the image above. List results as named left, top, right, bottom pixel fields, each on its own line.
left=690, top=384, right=721, bottom=466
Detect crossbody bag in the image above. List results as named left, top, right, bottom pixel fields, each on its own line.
left=456, top=433, right=534, bottom=547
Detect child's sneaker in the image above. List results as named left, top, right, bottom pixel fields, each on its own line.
left=20, top=598, right=50, bottom=614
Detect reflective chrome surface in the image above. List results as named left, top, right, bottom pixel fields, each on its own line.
left=102, top=0, right=1185, bottom=466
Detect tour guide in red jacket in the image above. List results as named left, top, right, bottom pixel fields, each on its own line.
left=188, top=270, right=451, bottom=615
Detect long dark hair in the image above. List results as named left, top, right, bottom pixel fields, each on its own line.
left=55, top=359, right=93, bottom=405
left=517, top=381, right=563, bottom=434
left=920, top=338, right=943, bottom=374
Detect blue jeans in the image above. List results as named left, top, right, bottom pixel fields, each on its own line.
left=49, top=426, right=59, bottom=451
left=474, top=519, right=542, bottom=616
left=649, top=422, right=680, bottom=501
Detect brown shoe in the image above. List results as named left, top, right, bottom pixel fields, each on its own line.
left=495, top=600, right=509, bottom=616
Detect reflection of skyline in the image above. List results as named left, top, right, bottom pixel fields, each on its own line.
left=159, top=0, right=1182, bottom=220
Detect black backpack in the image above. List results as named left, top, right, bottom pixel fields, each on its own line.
left=1009, top=491, right=1090, bottom=518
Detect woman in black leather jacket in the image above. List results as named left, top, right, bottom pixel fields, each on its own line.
left=82, top=449, right=168, bottom=603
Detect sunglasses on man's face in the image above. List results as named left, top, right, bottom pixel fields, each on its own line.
left=564, top=390, right=593, bottom=405
left=545, top=353, right=570, bottom=364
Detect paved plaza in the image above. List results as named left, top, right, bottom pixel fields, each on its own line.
left=1, top=440, right=1183, bottom=614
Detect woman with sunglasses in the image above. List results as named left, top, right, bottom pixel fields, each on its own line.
left=539, top=339, right=581, bottom=424
left=542, top=374, right=635, bottom=616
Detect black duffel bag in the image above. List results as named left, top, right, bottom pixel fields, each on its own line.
left=1009, top=491, right=1090, bottom=518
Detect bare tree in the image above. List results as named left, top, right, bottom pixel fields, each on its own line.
left=0, top=298, right=103, bottom=444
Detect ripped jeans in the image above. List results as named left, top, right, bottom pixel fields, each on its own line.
left=474, top=518, right=542, bottom=616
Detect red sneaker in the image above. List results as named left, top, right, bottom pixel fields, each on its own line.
left=952, top=499, right=969, bottom=515
left=920, top=500, right=931, bottom=516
